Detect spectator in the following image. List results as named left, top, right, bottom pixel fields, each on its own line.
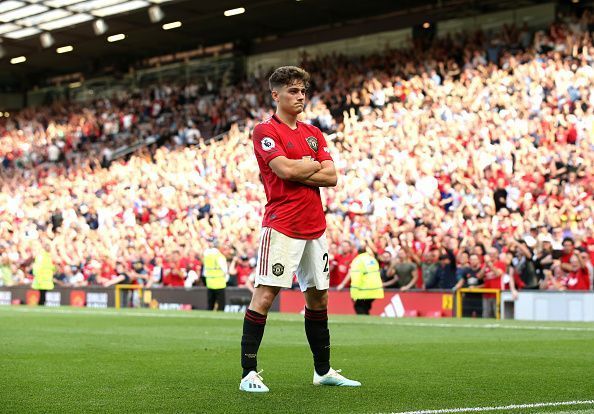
left=329, top=241, right=356, bottom=288
left=382, top=248, right=418, bottom=291
left=453, top=253, right=484, bottom=317
left=230, top=254, right=254, bottom=288
left=429, top=248, right=457, bottom=290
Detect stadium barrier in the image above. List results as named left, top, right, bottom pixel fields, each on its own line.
left=280, top=290, right=454, bottom=317
left=456, top=288, right=501, bottom=319
left=115, top=284, right=145, bottom=309
left=0, top=286, right=274, bottom=312
left=0, top=286, right=451, bottom=316
left=500, top=290, right=594, bottom=322
left=2, top=286, right=592, bottom=320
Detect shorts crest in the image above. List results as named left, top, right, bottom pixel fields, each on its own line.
left=272, top=263, right=284, bottom=276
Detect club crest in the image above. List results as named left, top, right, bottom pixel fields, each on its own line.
left=272, top=263, right=284, bottom=276
left=306, top=136, right=318, bottom=152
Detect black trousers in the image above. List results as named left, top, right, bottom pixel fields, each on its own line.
left=38, top=290, right=47, bottom=306
left=207, top=288, right=226, bottom=311
left=354, top=299, right=374, bottom=315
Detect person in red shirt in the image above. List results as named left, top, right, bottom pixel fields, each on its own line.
left=162, top=253, right=185, bottom=287
left=239, top=66, right=359, bottom=393
left=230, top=254, right=253, bottom=287
left=101, top=262, right=131, bottom=287
left=481, top=248, right=518, bottom=318
left=560, top=237, right=575, bottom=272
left=563, top=253, right=590, bottom=291
left=329, top=240, right=356, bottom=287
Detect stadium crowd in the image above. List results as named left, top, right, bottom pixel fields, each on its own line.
left=1, top=12, right=594, bottom=297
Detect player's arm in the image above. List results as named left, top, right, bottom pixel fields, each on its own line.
left=268, top=156, right=322, bottom=181
left=298, top=160, right=337, bottom=187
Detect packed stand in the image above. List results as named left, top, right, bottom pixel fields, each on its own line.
left=1, top=13, right=594, bottom=299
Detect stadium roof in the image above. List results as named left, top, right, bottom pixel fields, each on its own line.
left=0, top=0, right=550, bottom=89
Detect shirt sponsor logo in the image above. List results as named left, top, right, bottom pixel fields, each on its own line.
left=306, top=136, right=318, bottom=152
left=261, top=137, right=276, bottom=151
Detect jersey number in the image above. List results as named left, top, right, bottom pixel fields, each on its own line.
left=322, top=253, right=329, bottom=272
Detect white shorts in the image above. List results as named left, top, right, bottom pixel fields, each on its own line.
left=255, top=227, right=330, bottom=292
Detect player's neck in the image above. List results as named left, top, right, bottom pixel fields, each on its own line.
left=274, top=110, right=298, bottom=129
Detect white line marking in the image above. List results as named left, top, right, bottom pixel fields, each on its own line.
left=395, top=321, right=594, bottom=333
left=1, top=307, right=594, bottom=332
left=386, top=399, right=594, bottom=414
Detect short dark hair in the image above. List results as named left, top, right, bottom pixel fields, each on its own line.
left=269, top=66, right=310, bottom=91
left=562, top=237, right=574, bottom=246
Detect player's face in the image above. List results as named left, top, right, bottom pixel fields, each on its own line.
left=273, top=80, right=306, bottom=115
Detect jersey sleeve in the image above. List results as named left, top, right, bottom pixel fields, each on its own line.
left=252, top=123, right=287, bottom=165
left=314, top=129, right=333, bottom=163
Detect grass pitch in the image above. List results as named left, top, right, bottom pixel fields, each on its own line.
left=0, top=306, right=593, bottom=414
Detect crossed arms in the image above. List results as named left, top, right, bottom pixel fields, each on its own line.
left=268, top=156, right=337, bottom=187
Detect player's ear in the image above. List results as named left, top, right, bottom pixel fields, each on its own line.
left=271, top=89, right=279, bottom=102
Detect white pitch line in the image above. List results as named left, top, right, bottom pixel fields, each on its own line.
left=394, top=321, right=594, bottom=333
left=386, top=399, right=594, bottom=414
left=1, top=307, right=594, bottom=333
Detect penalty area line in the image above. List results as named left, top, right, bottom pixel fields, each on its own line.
left=385, top=399, right=594, bottom=414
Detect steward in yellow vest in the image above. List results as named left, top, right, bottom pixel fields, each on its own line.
left=199, top=238, right=228, bottom=311
left=32, top=249, right=56, bottom=306
left=337, top=247, right=383, bottom=315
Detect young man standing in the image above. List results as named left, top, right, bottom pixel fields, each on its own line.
left=239, top=66, right=360, bottom=392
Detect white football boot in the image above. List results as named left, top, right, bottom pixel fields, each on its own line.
left=239, top=370, right=269, bottom=393
left=313, top=368, right=361, bottom=387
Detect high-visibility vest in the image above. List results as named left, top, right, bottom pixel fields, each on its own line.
left=203, top=250, right=227, bottom=290
left=31, top=251, right=55, bottom=291
left=349, top=252, right=384, bottom=300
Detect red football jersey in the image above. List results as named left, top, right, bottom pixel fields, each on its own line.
left=329, top=252, right=356, bottom=287
left=564, top=268, right=590, bottom=290
left=252, top=115, right=333, bottom=239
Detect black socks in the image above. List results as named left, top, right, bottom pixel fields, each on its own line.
left=241, top=307, right=331, bottom=378
left=304, top=307, right=330, bottom=376
left=241, top=309, right=267, bottom=378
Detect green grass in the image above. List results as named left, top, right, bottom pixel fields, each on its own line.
left=0, top=306, right=593, bottom=414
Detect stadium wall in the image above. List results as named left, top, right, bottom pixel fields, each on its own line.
left=245, top=2, right=556, bottom=76
left=501, top=291, right=594, bottom=322
left=0, top=93, right=24, bottom=111
left=0, top=286, right=452, bottom=317
left=3, top=287, right=593, bottom=320
left=438, top=3, right=555, bottom=36
left=0, top=286, right=270, bottom=312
